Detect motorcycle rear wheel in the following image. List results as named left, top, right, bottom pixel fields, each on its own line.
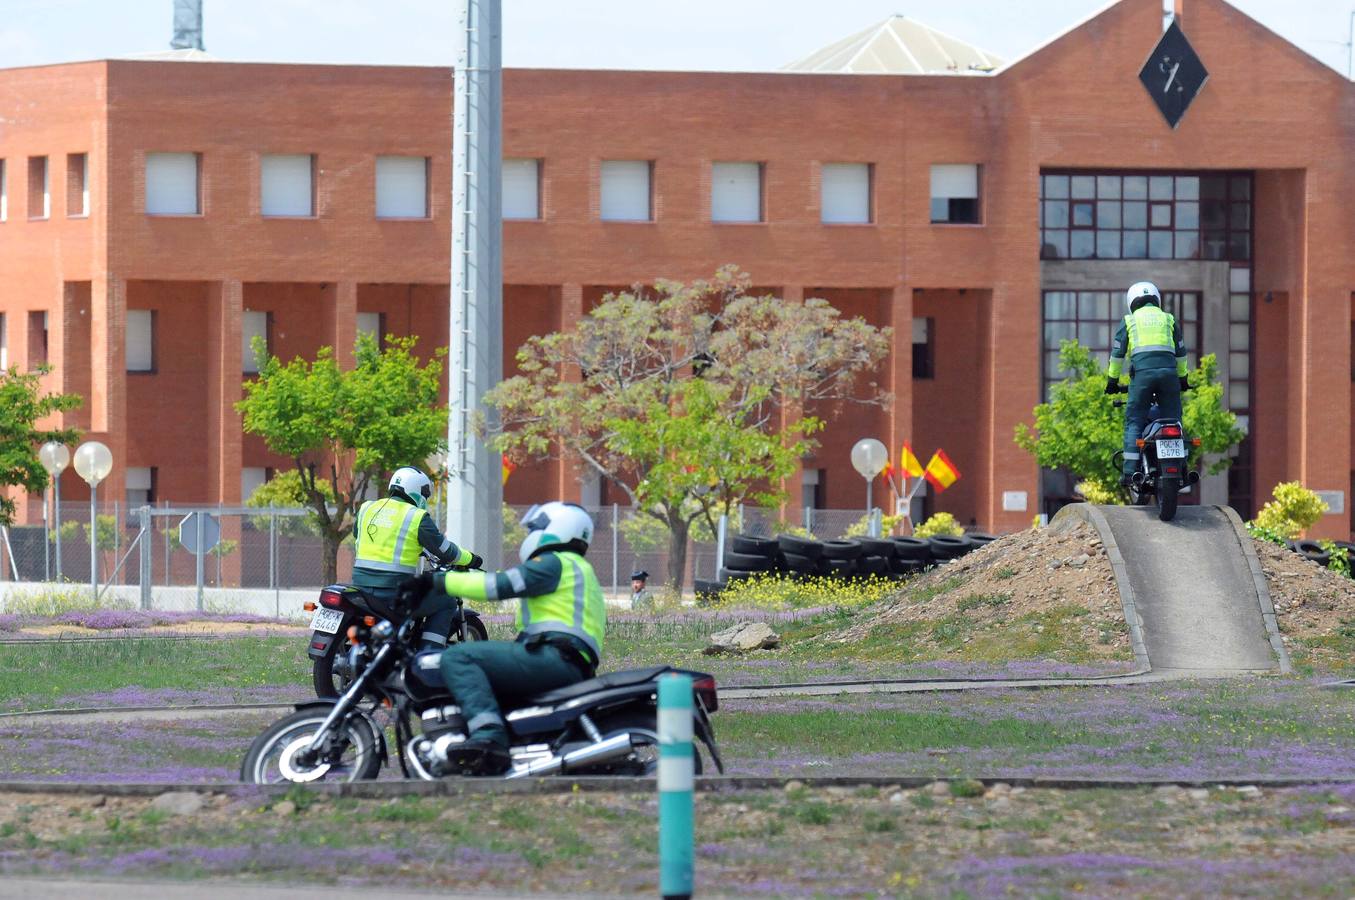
left=1156, top=477, right=1180, bottom=521
left=587, top=710, right=705, bottom=777
left=241, top=708, right=383, bottom=784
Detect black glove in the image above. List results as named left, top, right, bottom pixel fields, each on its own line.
left=1178, top=376, right=1190, bottom=393
left=466, top=553, right=484, bottom=572
left=399, top=571, right=434, bottom=598
left=1104, top=378, right=1121, bottom=395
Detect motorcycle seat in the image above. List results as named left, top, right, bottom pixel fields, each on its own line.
left=524, top=665, right=674, bottom=706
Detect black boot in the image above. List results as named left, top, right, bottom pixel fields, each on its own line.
left=448, top=737, right=511, bottom=776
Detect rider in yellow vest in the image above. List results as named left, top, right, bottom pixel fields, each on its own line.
left=401, top=501, right=606, bottom=775
left=1106, top=282, right=1190, bottom=487
left=353, top=467, right=482, bottom=649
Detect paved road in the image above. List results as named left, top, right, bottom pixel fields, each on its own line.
left=1093, top=505, right=1282, bottom=672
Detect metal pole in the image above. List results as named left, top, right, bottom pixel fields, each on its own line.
left=271, top=511, right=279, bottom=617
left=658, top=673, right=694, bottom=900
left=89, top=484, right=97, bottom=603
left=43, top=485, right=50, bottom=581
left=611, top=503, right=619, bottom=595
left=715, top=514, right=727, bottom=581
left=195, top=512, right=205, bottom=612
left=138, top=506, right=152, bottom=610
left=866, top=479, right=873, bottom=515
left=113, top=501, right=120, bottom=586
left=445, top=0, right=504, bottom=567
left=53, top=477, right=62, bottom=581
left=1349, top=10, right=1354, bottom=80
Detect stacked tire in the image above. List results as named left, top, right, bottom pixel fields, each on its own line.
left=1287, top=539, right=1333, bottom=566
left=720, top=535, right=780, bottom=584
left=890, top=537, right=932, bottom=576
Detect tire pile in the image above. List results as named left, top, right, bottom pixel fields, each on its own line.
left=1286, top=539, right=1355, bottom=567
left=695, top=531, right=998, bottom=598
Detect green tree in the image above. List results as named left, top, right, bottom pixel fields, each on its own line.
left=244, top=469, right=333, bottom=538
left=1014, top=341, right=1243, bottom=503
left=237, top=334, right=447, bottom=584
left=0, top=365, right=81, bottom=527
left=486, top=268, right=890, bottom=589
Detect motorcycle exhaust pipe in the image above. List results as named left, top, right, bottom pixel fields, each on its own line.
left=505, top=733, right=636, bottom=779
left=1187, top=471, right=1200, bottom=485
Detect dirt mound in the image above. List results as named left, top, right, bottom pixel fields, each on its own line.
left=1251, top=539, right=1355, bottom=665
left=831, top=521, right=1131, bottom=661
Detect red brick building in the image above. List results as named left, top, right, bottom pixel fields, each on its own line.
left=1, top=0, right=1350, bottom=536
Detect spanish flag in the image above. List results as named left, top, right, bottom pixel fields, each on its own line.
left=924, top=449, right=961, bottom=492
left=900, top=443, right=925, bottom=479
left=501, top=454, right=517, bottom=486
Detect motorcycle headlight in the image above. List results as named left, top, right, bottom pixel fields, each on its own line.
left=372, top=620, right=394, bottom=641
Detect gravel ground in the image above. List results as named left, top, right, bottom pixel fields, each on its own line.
left=3, top=783, right=1355, bottom=897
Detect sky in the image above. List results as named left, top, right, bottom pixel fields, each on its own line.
left=0, top=0, right=1350, bottom=76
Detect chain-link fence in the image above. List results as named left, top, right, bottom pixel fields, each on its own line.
left=0, top=501, right=878, bottom=609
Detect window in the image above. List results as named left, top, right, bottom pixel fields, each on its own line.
left=241, top=467, right=269, bottom=503
left=260, top=154, right=315, bottom=217
left=802, top=469, right=825, bottom=511
left=125, top=310, right=155, bottom=372
left=28, top=311, right=47, bottom=367
left=125, top=467, right=155, bottom=507
left=820, top=162, right=871, bottom=224
left=145, top=152, right=201, bottom=215
left=930, top=164, right=980, bottom=224
left=1040, top=171, right=1251, bottom=261
left=0, top=159, right=7, bottom=221
left=28, top=156, right=48, bottom=219
left=242, top=310, right=269, bottom=374
left=912, top=317, right=934, bottom=379
left=502, top=158, right=540, bottom=220
left=67, top=153, right=88, bottom=217
left=599, top=160, right=652, bottom=221
left=357, top=311, right=384, bottom=346
left=711, top=161, right=763, bottom=223
left=375, top=156, right=429, bottom=218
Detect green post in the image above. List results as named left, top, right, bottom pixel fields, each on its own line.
left=658, top=673, right=694, bottom=899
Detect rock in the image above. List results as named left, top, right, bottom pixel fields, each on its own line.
left=1236, top=785, right=1263, bottom=801
left=273, top=800, right=297, bottom=817
left=1187, top=788, right=1210, bottom=802
left=1069, top=554, right=1089, bottom=568
left=150, top=792, right=204, bottom=817
left=704, top=622, right=780, bottom=655
left=783, top=780, right=805, bottom=794
left=1153, top=785, right=1182, bottom=804
left=928, top=780, right=951, bottom=798
left=988, top=796, right=1012, bottom=811
left=888, top=792, right=906, bottom=804
left=986, top=782, right=1012, bottom=799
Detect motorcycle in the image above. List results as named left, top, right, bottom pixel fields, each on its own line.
left=243, top=599, right=724, bottom=783
left=303, top=560, right=488, bottom=698
left=1112, top=395, right=1201, bottom=522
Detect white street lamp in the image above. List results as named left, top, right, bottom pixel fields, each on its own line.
left=850, top=438, right=889, bottom=534
left=39, top=442, right=70, bottom=582
left=73, top=441, right=113, bottom=602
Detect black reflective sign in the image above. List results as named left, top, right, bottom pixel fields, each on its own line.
left=1139, top=21, right=1209, bottom=129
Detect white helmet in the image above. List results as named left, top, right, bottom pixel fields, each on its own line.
left=1126, top=281, right=1162, bottom=314
left=519, top=502, right=593, bottom=563
left=389, top=467, right=432, bottom=509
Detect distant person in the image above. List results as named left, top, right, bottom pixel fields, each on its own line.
left=630, top=570, right=654, bottom=609
left=1106, top=282, right=1190, bottom=487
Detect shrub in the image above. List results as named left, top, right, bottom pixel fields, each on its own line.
left=1251, top=482, right=1327, bottom=540
left=914, top=512, right=964, bottom=539
left=845, top=512, right=908, bottom=538
left=1074, top=479, right=1122, bottom=506
left=1321, top=541, right=1352, bottom=580
left=1246, top=523, right=1289, bottom=546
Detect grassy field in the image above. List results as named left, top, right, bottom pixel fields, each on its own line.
left=3, top=783, right=1355, bottom=896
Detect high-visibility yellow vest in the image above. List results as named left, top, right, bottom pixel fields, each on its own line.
left=353, top=497, right=427, bottom=575
left=517, top=550, right=606, bottom=662
left=1124, top=306, right=1177, bottom=358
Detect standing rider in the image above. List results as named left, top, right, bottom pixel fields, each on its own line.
left=401, top=501, right=606, bottom=776
left=352, top=467, right=482, bottom=650
left=1105, top=282, right=1190, bottom=487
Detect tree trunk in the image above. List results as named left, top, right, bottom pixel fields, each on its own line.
left=322, top=529, right=341, bottom=586
left=666, top=515, right=689, bottom=593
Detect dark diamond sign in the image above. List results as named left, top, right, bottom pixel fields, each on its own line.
left=1139, top=20, right=1209, bottom=129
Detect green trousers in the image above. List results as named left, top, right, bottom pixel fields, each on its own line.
left=1122, top=367, right=1183, bottom=476
left=439, top=638, right=586, bottom=747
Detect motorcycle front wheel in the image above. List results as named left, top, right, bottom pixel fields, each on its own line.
left=1156, top=477, right=1180, bottom=522
left=241, top=708, right=383, bottom=784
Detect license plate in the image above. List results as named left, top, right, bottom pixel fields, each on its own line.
left=310, top=608, right=345, bottom=634
left=1157, top=438, right=1186, bottom=459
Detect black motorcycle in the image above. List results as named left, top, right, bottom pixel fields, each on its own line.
left=243, top=601, right=723, bottom=783
left=1113, top=397, right=1201, bottom=522
left=303, top=561, right=488, bottom=698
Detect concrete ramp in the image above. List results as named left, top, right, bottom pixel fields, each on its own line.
left=1052, top=504, right=1289, bottom=674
